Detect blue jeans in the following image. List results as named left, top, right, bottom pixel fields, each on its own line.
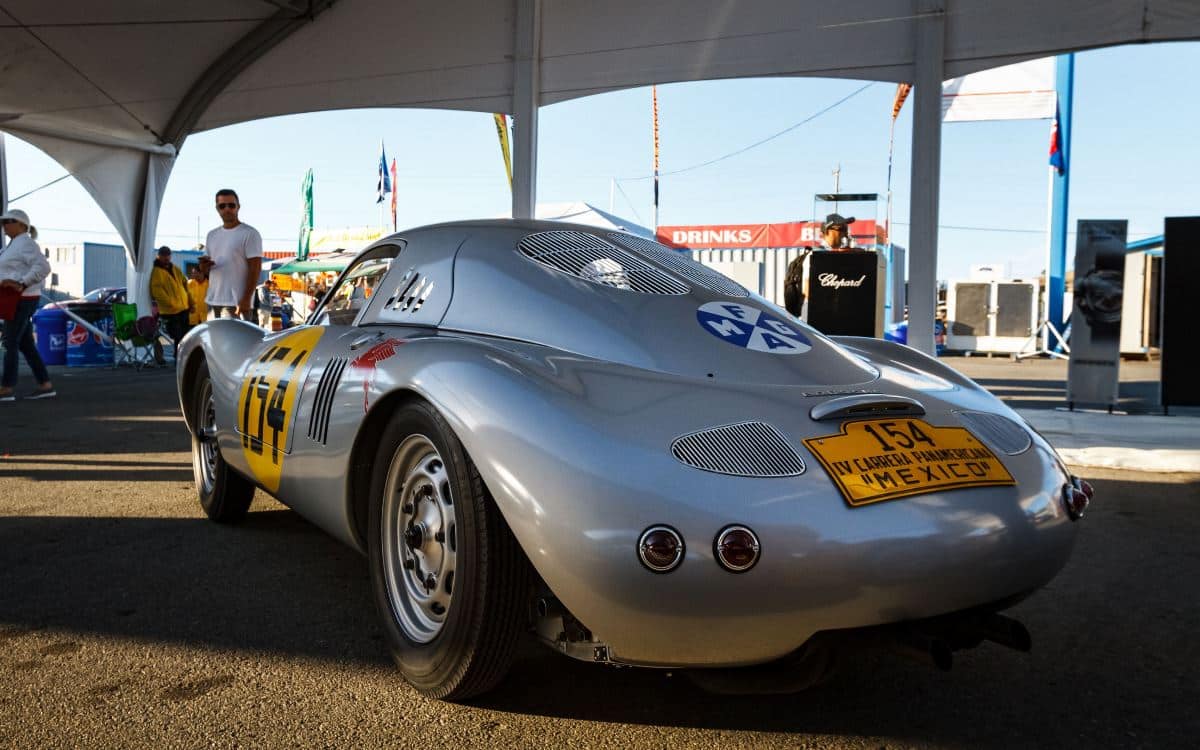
left=2, top=298, right=51, bottom=388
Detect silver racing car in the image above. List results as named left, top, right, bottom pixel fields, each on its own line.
left=177, top=220, right=1090, bottom=699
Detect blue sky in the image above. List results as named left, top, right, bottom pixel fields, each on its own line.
left=4, top=40, right=1196, bottom=281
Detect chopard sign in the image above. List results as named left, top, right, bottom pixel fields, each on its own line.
left=817, top=273, right=867, bottom=289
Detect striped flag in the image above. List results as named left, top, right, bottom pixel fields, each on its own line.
left=493, top=114, right=513, bottom=190
left=891, top=83, right=912, bottom=120
left=389, top=158, right=398, bottom=231
left=376, top=141, right=391, bottom=203
left=652, top=86, right=660, bottom=228
left=1048, top=106, right=1066, bottom=175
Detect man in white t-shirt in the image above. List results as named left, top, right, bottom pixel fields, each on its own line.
left=201, top=189, right=263, bottom=321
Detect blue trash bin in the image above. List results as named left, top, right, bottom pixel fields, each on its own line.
left=65, top=303, right=115, bottom=367
left=33, top=306, right=68, bottom=366
left=884, top=320, right=947, bottom=356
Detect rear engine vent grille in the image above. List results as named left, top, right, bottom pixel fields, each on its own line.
left=386, top=269, right=434, bottom=313
left=518, top=231, right=689, bottom=295
left=608, top=233, right=750, bottom=298
left=307, top=357, right=347, bottom=445
left=672, top=422, right=805, bottom=477
left=955, top=411, right=1032, bottom=455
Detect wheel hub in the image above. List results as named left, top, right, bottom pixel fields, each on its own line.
left=381, top=435, right=457, bottom=644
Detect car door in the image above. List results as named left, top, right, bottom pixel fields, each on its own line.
left=233, top=244, right=402, bottom=494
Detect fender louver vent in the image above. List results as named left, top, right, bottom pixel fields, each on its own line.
left=307, top=357, right=348, bottom=445
left=672, top=422, right=806, bottom=477
left=518, top=231, right=689, bottom=295
left=955, top=411, right=1032, bottom=455
left=607, top=233, right=750, bottom=298
left=386, top=269, right=434, bottom=313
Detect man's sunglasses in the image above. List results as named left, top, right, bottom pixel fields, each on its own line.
left=217, top=202, right=238, bottom=210
left=1, top=219, right=15, bottom=225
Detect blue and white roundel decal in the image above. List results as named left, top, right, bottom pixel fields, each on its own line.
left=696, top=302, right=812, bottom=354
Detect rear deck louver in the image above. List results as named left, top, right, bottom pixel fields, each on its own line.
left=386, top=269, right=433, bottom=313
left=608, top=233, right=750, bottom=298
left=518, top=231, right=689, bottom=295
left=672, top=422, right=806, bottom=477
left=307, top=357, right=347, bottom=445
left=954, top=411, right=1032, bottom=455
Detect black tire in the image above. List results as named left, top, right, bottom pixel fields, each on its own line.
left=190, top=360, right=255, bottom=523
left=368, top=400, right=531, bottom=700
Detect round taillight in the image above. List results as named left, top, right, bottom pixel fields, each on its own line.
left=1062, top=483, right=1089, bottom=520
left=638, top=526, right=684, bottom=573
left=714, top=525, right=760, bottom=573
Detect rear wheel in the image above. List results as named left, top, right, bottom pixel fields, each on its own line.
left=191, top=360, right=255, bottom=523
left=368, top=400, right=531, bottom=700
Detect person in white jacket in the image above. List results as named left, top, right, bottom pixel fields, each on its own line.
left=0, top=208, right=54, bottom=401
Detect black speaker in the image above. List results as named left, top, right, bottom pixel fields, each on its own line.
left=1162, top=217, right=1200, bottom=408
left=805, top=251, right=884, bottom=337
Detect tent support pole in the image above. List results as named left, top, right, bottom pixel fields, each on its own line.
left=906, top=0, right=946, bottom=356
left=512, top=0, right=541, bottom=220
left=0, top=134, right=7, bottom=250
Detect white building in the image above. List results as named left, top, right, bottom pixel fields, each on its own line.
left=43, top=242, right=127, bottom=299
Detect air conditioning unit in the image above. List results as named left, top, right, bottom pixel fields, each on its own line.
left=945, top=280, right=1038, bottom=354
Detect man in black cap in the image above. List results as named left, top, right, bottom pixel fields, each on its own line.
left=783, top=213, right=857, bottom=316
left=818, top=212, right=856, bottom=250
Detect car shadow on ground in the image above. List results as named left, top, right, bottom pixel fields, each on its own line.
left=2, top=475, right=1197, bottom=746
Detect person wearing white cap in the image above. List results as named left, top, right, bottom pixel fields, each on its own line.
left=0, top=208, right=55, bottom=401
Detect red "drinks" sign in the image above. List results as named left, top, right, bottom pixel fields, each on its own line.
left=656, top=220, right=883, bottom=250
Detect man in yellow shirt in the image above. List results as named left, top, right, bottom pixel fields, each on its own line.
left=187, top=265, right=209, bottom=326
left=149, top=246, right=192, bottom=365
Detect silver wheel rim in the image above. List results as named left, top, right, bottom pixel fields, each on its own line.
left=382, top=434, right=457, bottom=644
left=195, top=381, right=218, bottom=495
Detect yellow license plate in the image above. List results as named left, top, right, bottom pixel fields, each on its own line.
left=803, top=418, right=1015, bottom=507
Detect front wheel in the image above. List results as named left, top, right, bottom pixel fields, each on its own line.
left=368, top=400, right=531, bottom=700
left=190, top=360, right=255, bottom=523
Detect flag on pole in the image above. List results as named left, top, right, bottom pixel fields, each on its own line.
left=652, top=86, right=660, bottom=228
left=891, top=83, right=912, bottom=120
left=1048, top=106, right=1066, bottom=175
left=493, top=114, right=513, bottom=191
left=298, top=168, right=313, bottom=261
left=376, top=141, right=391, bottom=203
left=389, top=157, right=398, bottom=231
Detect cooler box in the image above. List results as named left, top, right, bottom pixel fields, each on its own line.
left=32, top=306, right=68, bottom=366
left=66, top=303, right=115, bottom=367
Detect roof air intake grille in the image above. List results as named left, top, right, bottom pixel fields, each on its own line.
left=518, top=231, right=689, bottom=295
left=955, top=411, right=1032, bottom=455
left=671, top=422, right=806, bottom=477
left=608, top=233, right=750, bottom=298
left=307, top=357, right=347, bottom=445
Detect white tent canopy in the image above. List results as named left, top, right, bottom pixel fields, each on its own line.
left=529, top=202, right=654, bottom=239
left=2, top=0, right=1198, bottom=351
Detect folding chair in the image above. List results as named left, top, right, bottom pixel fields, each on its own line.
left=111, top=302, right=159, bottom=370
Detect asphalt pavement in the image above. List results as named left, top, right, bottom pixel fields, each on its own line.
left=1, top=359, right=1197, bottom=749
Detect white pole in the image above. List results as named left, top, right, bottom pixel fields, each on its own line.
left=906, top=1, right=946, bottom=357
left=1041, top=164, right=1055, bottom=350
left=511, top=0, right=542, bottom=219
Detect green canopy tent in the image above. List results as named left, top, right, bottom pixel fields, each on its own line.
left=272, top=253, right=355, bottom=275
